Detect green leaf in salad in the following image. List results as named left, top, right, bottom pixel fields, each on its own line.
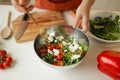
left=72, top=58, right=80, bottom=64
left=80, top=43, right=88, bottom=52
left=40, top=53, right=54, bottom=64
left=62, top=52, right=72, bottom=65
left=75, top=49, right=83, bottom=55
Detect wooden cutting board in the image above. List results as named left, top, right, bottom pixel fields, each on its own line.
left=12, top=11, right=66, bottom=43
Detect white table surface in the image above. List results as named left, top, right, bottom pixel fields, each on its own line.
left=0, top=5, right=120, bottom=80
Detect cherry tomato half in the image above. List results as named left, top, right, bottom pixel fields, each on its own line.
left=3, top=61, right=11, bottom=69
left=46, top=44, right=54, bottom=50
left=6, top=56, right=13, bottom=63
left=53, top=60, right=64, bottom=66
left=56, top=55, right=63, bottom=60
left=0, top=64, right=4, bottom=69
left=0, top=50, right=7, bottom=55
left=40, top=50, right=46, bottom=54
left=57, top=60, right=64, bottom=66
left=56, top=43, right=62, bottom=49
left=59, top=51, right=65, bottom=55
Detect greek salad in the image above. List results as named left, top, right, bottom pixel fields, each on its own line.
left=38, top=29, right=88, bottom=66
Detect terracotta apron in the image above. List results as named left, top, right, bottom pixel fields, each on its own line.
left=34, top=0, right=82, bottom=10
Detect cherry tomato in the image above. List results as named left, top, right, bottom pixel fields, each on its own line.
left=53, top=60, right=64, bottom=66
left=56, top=55, right=63, bottom=60
left=0, top=50, right=7, bottom=55
left=0, top=49, right=13, bottom=70
left=57, top=60, right=64, bottom=66
left=53, top=62, right=57, bottom=65
left=59, top=51, right=65, bottom=55
left=56, top=43, right=62, bottom=49
left=3, top=61, right=11, bottom=69
left=51, top=44, right=55, bottom=49
left=0, top=55, right=7, bottom=60
left=6, top=56, right=13, bottom=63
left=40, top=50, right=46, bottom=54
left=46, top=44, right=54, bottom=50
left=0, top=64, right=4, bottom=69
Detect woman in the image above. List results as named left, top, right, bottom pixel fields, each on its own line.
left=11, top=0, right=95, bottom=32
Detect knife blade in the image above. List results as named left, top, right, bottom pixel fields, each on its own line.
left=15, top=13, right=29, bottom=40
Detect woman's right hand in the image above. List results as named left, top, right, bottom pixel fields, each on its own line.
left=11, top=0, right=33, bottom=13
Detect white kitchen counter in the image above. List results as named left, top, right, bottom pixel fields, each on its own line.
left=0, top=5, right=120, bottom=80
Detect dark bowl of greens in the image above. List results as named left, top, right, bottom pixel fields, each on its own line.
left=89, top=11, right=120, bottom=47
left=34, top=25, right=89, bottom=69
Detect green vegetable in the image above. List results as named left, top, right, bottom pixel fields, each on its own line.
left=90, top=15, right=120, bottom=40
left=40, top=53, right=54, bottom=64
left=62, top=52, right=72, bottom=65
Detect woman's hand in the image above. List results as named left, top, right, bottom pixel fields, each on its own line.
left=11, top=0, right=33, bottom=13
left=73, top=5, right=90, bottom=32
left=73, top=0, right=95, bottom=32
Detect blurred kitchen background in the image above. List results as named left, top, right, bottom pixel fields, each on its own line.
left=0, top=0, right=120, bottom=11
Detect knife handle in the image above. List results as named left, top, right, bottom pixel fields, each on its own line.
left=22, top=13, right=28, bottom=21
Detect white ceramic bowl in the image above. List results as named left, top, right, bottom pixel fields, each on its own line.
left=34, top=25, right=89, bottom=70
left=89, top=11, right=120, bottom=47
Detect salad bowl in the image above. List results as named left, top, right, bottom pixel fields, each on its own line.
left=89, top=11, right=120, bottom=47
left=34, top=25, right=89, bottom=70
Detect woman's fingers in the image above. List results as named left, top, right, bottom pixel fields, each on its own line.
left=19, top=0, right=30, bottom=6
left=15, top=5, right=26, bottom=13
left=73, top=14, right=82, bottom=28
left=73, top=15, right=88, bottom=32
left=11, top=0, right=25, bottom=12
left=11, top=0, right=32, bottom=13
left=81, top=16, right=89, bottom=32
left=27, top=5, right=34, bottom=11
left=19, top=0, right=25, bottom=5
left=11, top=0, right=18, bottom=6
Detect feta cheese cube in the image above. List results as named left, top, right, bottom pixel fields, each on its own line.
left=62, top=41, right=67, bottom=46
left=69, top=44, right=79, bottom=53
left=73, top=39, right=78, bottom=45
left=49, top=31, right=55, bottom=36
left=53, top=49, right=59, bottom=56
left=48, top=36, right=53, bottom=42
left=56, top=35, right=64, bottom=41
left=69, top=44, right=75, bottom=52
left=71, top=54, right=81, bottom=60
left=79, top=46, right=82, bottom=50
left=47, top=49, right=53, bottom=54
left=64, top=49, right=68, bottom=52
left=54, top=40, right=57, bottom=43
left=74, top=44, right=79, bottom=50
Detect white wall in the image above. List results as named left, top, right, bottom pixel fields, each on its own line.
left=91, top=0, right=120, bottom=11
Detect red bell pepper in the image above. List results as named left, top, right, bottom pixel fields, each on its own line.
left=97, top=50, right=120, bottom=80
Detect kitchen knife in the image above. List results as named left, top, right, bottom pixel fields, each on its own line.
left=15, top=13, right=29, bottom=40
